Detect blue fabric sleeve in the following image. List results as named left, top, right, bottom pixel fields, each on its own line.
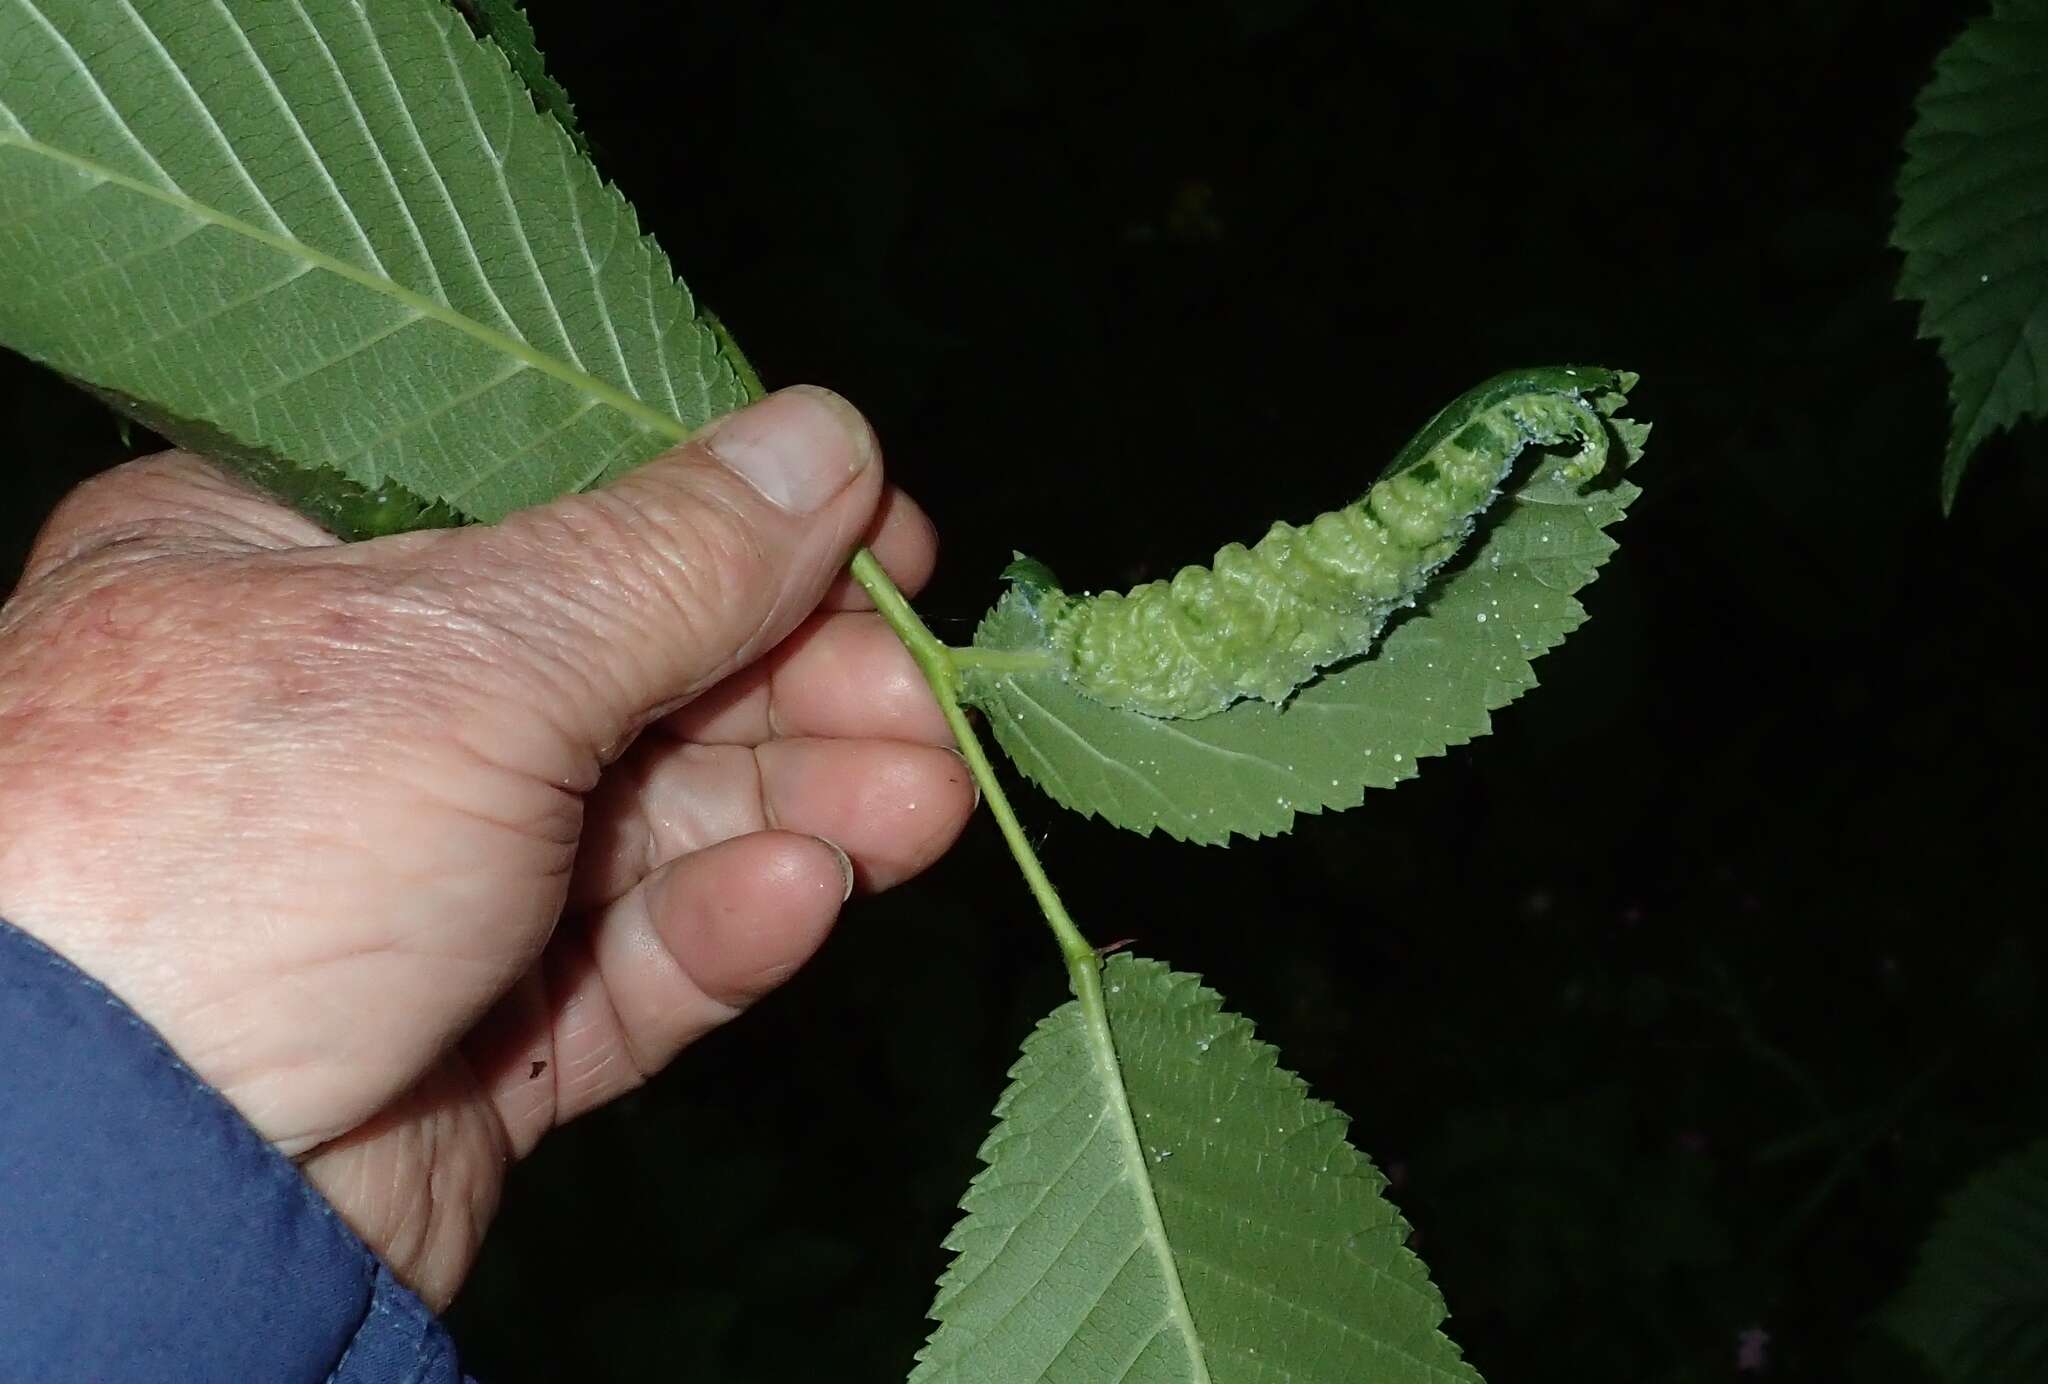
left=0, top=916, right=474, bottom=1383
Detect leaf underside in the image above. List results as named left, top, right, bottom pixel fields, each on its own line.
left=1893, top=0, right=2048, bottom=510
left=1884, top=1138, right=2048, bottom=1383
left=963, top=403, right=1647, bottom=844
left=915, top=954, right=1481, bottom=1384
left=0, top=0, right=749, bottom=538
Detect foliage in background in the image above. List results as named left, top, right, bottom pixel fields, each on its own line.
left=1893, top=0, right=2048, bottom=509
left=1886, top=5, right=2048, bottom=1367
left=1884, top=1138, right=2048, bottom=1382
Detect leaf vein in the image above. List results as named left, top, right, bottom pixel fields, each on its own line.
left=0, top=131, right=686, bottom=441
left=348, top=0, right=524, bottom=338
left=646, top=266, right=688, bottom=417
left=210, top=305, right=426, bottom=416
left=967, top=1168, right=1131, bottom=1366
left=1005, top=681, right=1184, bottom=813
left=428, top=12, right=585, bottom=373
left=12, top=219, right=212, bottom=304
left=328, top=359, right=531, bottom=473
left=0, top=172, right=107, bottom=233
left=957, top=1091, right=1110, bottom=1297
left=9, top=0, right=184, bottom=193
left=279, top=0, right=450, bottom=304
left=558, top=137, right=636, bottom=400
left=85, top=262, right=319, bottom=373
left=202, top=0, right=388, bottom=276
left=1180, top=1246, right=1451, bottom=1370
left=112, top=0, right=292, bottom=235
left=440, top=395, right=616, bottom=505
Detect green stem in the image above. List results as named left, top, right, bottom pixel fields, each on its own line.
left=848, top=550, right=1097, bottom=976
left=850, top=552, right=1201, bottom=1360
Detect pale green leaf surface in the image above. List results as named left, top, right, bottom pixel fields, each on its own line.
left=0, top=0, right=748, bottom=535
left=1885, top=1138, right=2048, bottom=1383
left=963, top=416, right=1646, bottom=844
left=915, top=954, right=1480, bottom=1384
left=1893, top=0, right=2048, bottom=509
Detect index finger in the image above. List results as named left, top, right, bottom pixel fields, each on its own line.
left=658, top=610, right=953, bottom=747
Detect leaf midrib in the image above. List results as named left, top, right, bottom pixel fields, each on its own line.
left=0, top=128, right=689, bottom=446
left=1078, top=968, right=1215, bottom=1384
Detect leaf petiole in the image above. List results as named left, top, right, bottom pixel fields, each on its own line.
left=946, top=646, right=1056, bottom=674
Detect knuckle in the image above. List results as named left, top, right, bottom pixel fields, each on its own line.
left=24, top=453, right=324, bottom=583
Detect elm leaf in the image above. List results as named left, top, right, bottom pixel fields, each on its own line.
left=0, top=0, right=749, bottom=537
left=915, top=955, right=1482, bottom=1383
left=1893, top=0, right=2048, bottom=510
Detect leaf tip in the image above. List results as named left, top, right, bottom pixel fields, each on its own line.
left=999, top=552, right=1064, bottom=593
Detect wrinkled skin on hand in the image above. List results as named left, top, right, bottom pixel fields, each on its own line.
left=0, top=388, right=975, bottom=1307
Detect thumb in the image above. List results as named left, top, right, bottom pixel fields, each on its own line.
left=447, top=384, right=883, bottom=756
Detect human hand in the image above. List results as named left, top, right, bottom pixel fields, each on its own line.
left=0, top=387, right=975, bottom=1307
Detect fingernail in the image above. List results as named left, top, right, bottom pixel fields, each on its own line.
left=815, top=836, right=856, bottom=901
left=705, top=385, right=874, bottom=513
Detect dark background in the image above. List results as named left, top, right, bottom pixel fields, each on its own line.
left=4, top=2, right=2042, bottom=1380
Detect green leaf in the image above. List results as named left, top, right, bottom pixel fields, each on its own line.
left=1893, top=0, right=2048, bottom=510
left=0, top=0, right=750, bottom=538
left=961, top=396, right=1647, bottom=844
left=1884, top=1138, right=2048, bottom=1383
left=454, top=0, right=590, bottom=156
left=915, top=954, right=1480, bottom=1384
